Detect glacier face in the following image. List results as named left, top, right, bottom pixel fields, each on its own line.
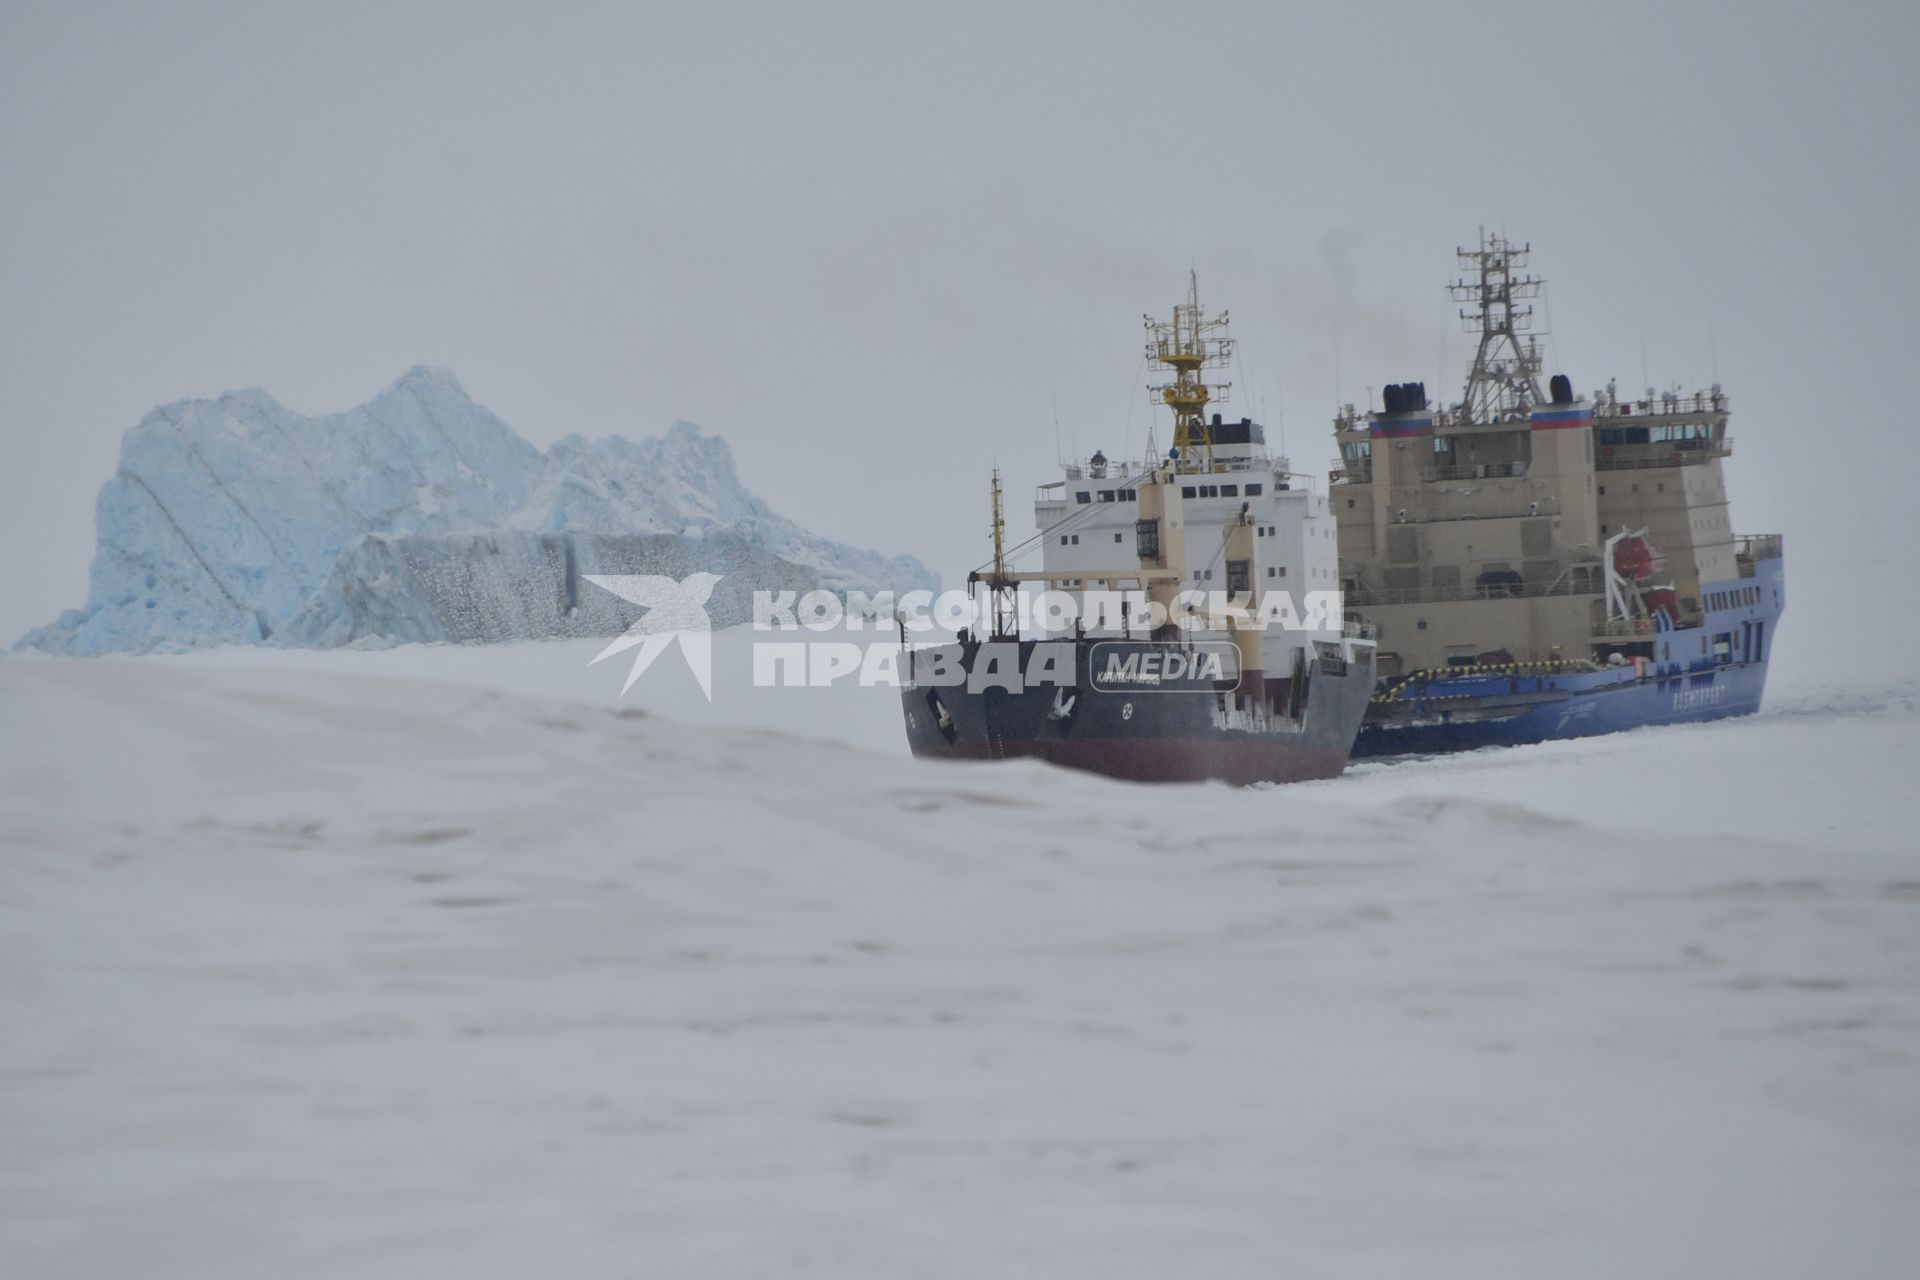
left=21, top=367, right=934, bottom=655
left=282, top=530, right=824, bottom=648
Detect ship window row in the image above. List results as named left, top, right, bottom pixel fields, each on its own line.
left=1060, top=522, right=1287, bottom=549
left=1597, top=423, right=1716, bottom=446
left=1178, top=483, right=1262, bottom=499
left=1709, top=585, right=1761, bottom=611
left=1059, top=528, right=1183, bottom=546
left=1075, top=483, right=1273, bottom=503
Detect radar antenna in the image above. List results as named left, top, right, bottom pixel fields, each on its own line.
left=1145, top=272, right=1232, bottom=472
left=1449, top=229, right=1545, bottom=423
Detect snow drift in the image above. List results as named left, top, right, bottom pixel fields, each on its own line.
left=2, top=655, right=1917, bottom=1278
left=18, top=366, right=935, bottom=654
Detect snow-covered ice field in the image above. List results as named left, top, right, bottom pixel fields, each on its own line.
left=4, top=639, right=1918, bottom=1278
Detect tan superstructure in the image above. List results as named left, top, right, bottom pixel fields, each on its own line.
left=1330, top=233, right=1746, bottom=679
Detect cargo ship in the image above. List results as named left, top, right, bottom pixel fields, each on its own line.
left=1331, top=232, right=1785, bottom=755
left=900, top=278, right=1376, bottom=784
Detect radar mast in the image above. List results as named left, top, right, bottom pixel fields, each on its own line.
left=1145, top=273, right=1232, bottom=472
left=1450, top=230, right=1545, bottom=422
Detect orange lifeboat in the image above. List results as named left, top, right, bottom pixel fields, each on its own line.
left=1611, top=534, right=1666, bottom=584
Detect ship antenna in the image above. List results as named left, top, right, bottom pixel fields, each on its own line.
left=1145, top=271, right=1232, bottom=472
left=991, top=468, right=1007, bottom=580
left=987, top=468, right=1015, bottom=639
left=1449, top=228, right=1544, bottom=422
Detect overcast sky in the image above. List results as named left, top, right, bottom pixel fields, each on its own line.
left=3, top=0, right=1915, bottom=649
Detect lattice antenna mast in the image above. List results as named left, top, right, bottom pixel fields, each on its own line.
left=1145, top=272, right=1232, bottom=472
left=1449, top=229, right=1544, bottom=423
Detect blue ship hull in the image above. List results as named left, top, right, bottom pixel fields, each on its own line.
left=1354, top=552, right=1784, bottom=757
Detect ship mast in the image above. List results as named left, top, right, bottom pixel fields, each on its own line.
left=1449, top=229, right=1545, bottom=423
left=1145, top=272, right=1233, bottom=472
left=987, top=468, right=1016, bottom=639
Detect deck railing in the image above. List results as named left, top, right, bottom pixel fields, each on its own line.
left=1594, top=392, right=1727, bottom=418
left=1596, top=438, right=1732, bottom=471
left=1591, top=612, right=1703, bottom=640
left=1345, top=579, right=1603, bottom=608
left=1734, top=533, right=1784, bottom=575
left=1425, top=462, right=1528, bottom=482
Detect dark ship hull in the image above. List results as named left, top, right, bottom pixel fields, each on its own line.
left=900, top=637, right=1374, bottom=785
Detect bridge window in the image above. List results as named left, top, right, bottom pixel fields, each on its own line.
left=1182, top=486, right=1197, bottom=498
left=1245, top=483, right=1263, bottom=495
left=1076, top=491, right=1091, bottom=504
left=1220, top=484, right=1238, bottom=497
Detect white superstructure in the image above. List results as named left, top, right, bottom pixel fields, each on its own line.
left=1033, top=415, right=1343, bottom=668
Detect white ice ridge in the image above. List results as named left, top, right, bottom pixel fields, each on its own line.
left=20, top=366, right=936, bottom=653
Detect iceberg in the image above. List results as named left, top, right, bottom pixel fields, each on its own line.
left=282, top=530, right=822, bottom=648
left=20, top=367, right=935, bottom=654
